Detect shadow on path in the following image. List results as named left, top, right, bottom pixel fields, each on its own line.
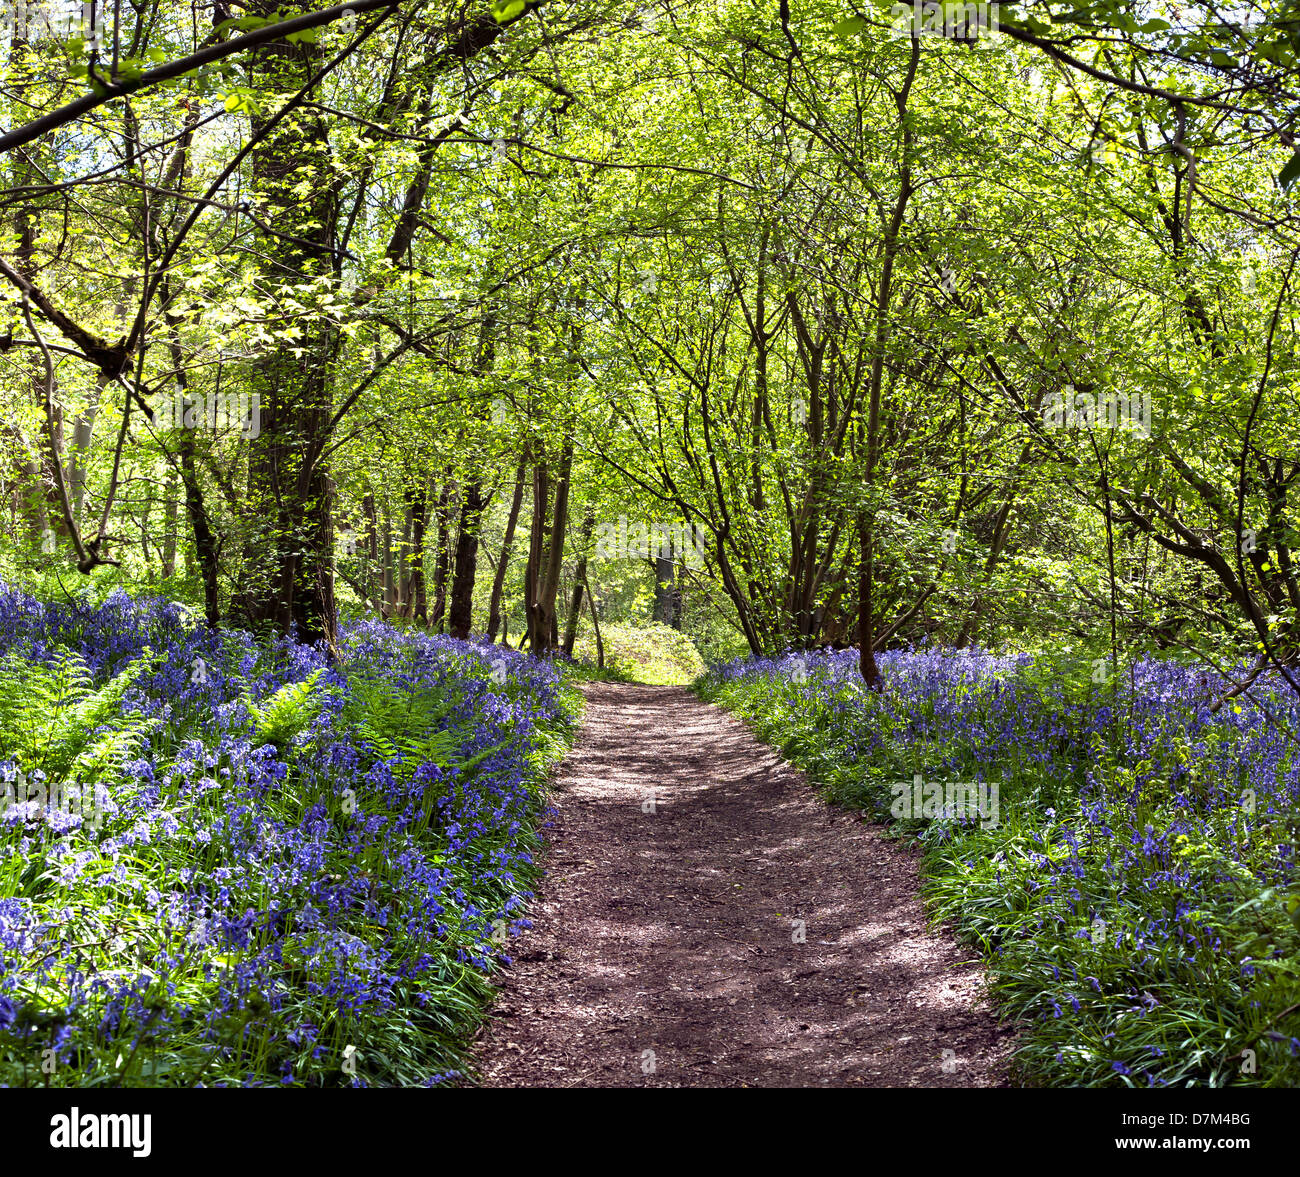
left=472, top=682, right=1012, bottom=1087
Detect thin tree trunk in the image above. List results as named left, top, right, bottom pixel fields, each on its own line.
left=525, top=457, right=550, bottom=652
left=396, top=506, right=414, bottom=619
left=178, top=432, right=221, bottom=626
left=563, top=506, right=597, bottom=655
left=162, top=289, right=221, bottom=625
left=382, top=508, right=396, bottom=618
left=858, top=37, right=919, bottom=689
left=584, top=569, right=604, bottom=669
left=408, top=481, right=429, bottom=626
left=13, top=129, right=71, bottom=545
left=68, top=375, right=103, bottom=527
left=488, top=453, right=527, bottom=642
left=562, top=579, right=584, bottom=655
left=858, top=519, right=879, bottom=687
left=363, top=492, right=380, bottom=611
left=430, top=479, right=451, bottom=630
left=161, top=466, right=179, bottom=578
left=653, top=555, right=682, bottom=629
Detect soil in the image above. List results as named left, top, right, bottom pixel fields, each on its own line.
left=471, top=681, right=1013, bottom=1088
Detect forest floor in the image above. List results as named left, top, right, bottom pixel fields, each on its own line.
left=471, top=682, right=1013, bottom=1087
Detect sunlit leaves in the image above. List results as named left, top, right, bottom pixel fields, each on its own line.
left=491, top=0, right=527, bottom=23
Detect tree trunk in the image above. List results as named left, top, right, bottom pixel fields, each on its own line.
left=858, top=517, right=881, bottom=689
left=363, top=492, right=380, bottom=611
left=160, top=466, right=179, bottom=578
left=430, top=480, right=451, bottom=630
left=162, top=290, right=221, bottom=626
left=382, top=508, right=396, bottom=618
left=528, top=436, right=573, bottom=657
left=488, top=453, right=527, bottom=642
left=12, top=126, right=71, bottom=547
left=408, top=481, right=429, bottom=626
left=243, top=1, right=341, bottom=651
left=584, top=570, right=604, bottom=668
left=653, top=555, right=681, bottom=629
left=857, top=38, right=918, bottom=689
left=524, top=457, right=550, bottom=652
left=562, top=578, right=584, bottom=656
left=68, top=377, right=102, bottom=527
left=396, top=506, right=413, bottom=618
left=448, top=479, right=487, bottom=639
left=563, top=506, right=597, bottom=654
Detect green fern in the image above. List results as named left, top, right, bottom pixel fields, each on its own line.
left=243, top=670, right=324, bottom=749
left=0, top=650, right=158, bottom=783
left=340, top=674, right=460, bottom=782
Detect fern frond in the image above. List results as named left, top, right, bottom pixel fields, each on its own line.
left=245, top=669, right=324, bottom=749
left=0, top=650, right=155, bottom=782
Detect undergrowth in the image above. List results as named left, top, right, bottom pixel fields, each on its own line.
left=699, top=647, right=1300, bottom=1088
left=0, top=584, right=578, bottom=1087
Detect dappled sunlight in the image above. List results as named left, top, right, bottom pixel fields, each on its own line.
left=475, top=682, right=1009, bottom=1087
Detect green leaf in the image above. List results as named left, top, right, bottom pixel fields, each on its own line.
left=491, top=0, right=526, bottom=23
left=216, top=16, right=272, bottom=33
left=832, top=16, right=866, bottom=37
left=1278, top=148, right=1300, bottom=191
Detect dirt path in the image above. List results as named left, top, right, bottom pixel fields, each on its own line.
left=472, top=682, right=1011, bottom=1088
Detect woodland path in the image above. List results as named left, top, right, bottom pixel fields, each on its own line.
left=471, top=682, right=1011, bottom=1088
